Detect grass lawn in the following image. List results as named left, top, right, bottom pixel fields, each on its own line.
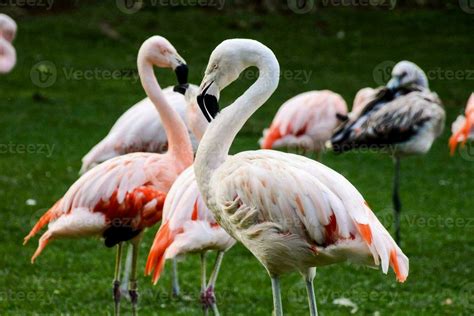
left=1, top=3, right=473, bottom=315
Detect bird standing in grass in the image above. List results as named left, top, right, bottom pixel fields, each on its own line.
left=24, top=36, right=193, bottom=316
left=145, top=166, right=235, bottom=315
left=260, top=90, right=347, bottom=159
left=0, top=14, right=17, bottom=74
left=331, top=61, right=445, bottom=244
left=449, top=93, right=474, bottom=155
left=194, top=38, right=408, bottom=316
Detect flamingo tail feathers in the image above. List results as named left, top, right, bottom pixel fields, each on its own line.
left=145, top=221, right=175, bottom=285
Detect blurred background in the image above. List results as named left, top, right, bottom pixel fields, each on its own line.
left=0, top=1, right=473, bottom=315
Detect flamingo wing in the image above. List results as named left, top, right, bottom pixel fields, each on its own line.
left=25, top=152, right=172, bottom=262
left=261, top=91, right=347, bottom=150
left=210, top=150, right=408, bottom=282
left=332, top=90, right=444, bottom=153
left=146, top=166, right=234, bottom=284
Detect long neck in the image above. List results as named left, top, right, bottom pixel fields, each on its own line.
left=194, top=54, right=279, bottom=196
left=137, top=58, right=193, bottom=166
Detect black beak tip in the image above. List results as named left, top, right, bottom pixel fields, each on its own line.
left=173, top=83, right=189, bottom=95
left=197, top=93, right=219, bottom=123
left=174, top=64, right=189, bottom=85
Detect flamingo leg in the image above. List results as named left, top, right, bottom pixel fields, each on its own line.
left=271, top=275, right=283, bottom=316
left=113, top=242, right=123, bottom=316
left=171, top=258, right=180, bottom=297
left=304, top=267, right=318, bottom=316
left=120, top=244, right=133, bottom=299
left=205, top=251, right=225, bottom=316
left=200, top=252, right=209, bottom=316
left=392, top=157, right=402, bottom=245
left=129, top=234, right=142, bottom=316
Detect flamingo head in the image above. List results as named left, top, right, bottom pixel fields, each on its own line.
left=197, top=39, right=276, bottom=122
left=387, top=60, right=428, bottom=91
left=139, top=36, right=188, bottom=89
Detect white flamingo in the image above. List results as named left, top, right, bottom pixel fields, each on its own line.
left=194, top=39, right=408, bottom=316
left=331, top=61, right=445, bottom=244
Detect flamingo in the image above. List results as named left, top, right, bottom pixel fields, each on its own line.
left=260, top=90, right=348, bottom=159
left=448, top=93, right=474, bottom=155
left=194, top=38, right=408, bottom=316
left=145, top=165, right=235, bottom=315
left=144, top=103, right=234, bottom=313
left=0, top=14, right=17, bottom=74
left=79, top=87, right=204, bottom=174
left=351, top=87, right=377, bottom=118
left=331, top=61, right=445, bottom=244
left=23, top=36, right=194, bottom=315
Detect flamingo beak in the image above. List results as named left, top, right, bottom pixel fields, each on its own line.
left=197, top=81, right=220, bottom=123
left=173, top=62, right=189, bottom=95
left=387, top=77, right=400, bottom=91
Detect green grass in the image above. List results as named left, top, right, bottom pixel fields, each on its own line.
left=1, top=4, right=473, bottom=315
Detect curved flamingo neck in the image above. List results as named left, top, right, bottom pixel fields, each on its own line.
left=137, top=55, right=193, bottom=167
left=0, top=38, right=15, bottom=74
left=195, top=45, right=280, bottom=197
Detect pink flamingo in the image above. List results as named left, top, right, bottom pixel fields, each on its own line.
left=351, top=87, right=376, bottom=117
left=449, top=93, right=474, bottom=155
left=145, top=166, right=235, bottom=314
left=23, top=36, right=193, bottom=315
left=195, top=39, right=408, bottom=316
left=145, top=112, right=234, bottom=313
left=260, top=90, right=347, bottom=158
left=0, top=14, right=17, bottom=74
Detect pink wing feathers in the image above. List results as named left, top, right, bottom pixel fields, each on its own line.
left=145, top=166, right=235, bottom=284
left=260, top=90, right=348, bottom=151
left=24, top=153, right=181, bottom=262
left=449, top=93, right=474, bottom=155
left=212, top=150, right=408, bottom=282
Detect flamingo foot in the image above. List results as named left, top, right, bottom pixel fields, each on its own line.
left=113, top=280, right=121, bottom=316
left=200, top=287, right=217, bottom=313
